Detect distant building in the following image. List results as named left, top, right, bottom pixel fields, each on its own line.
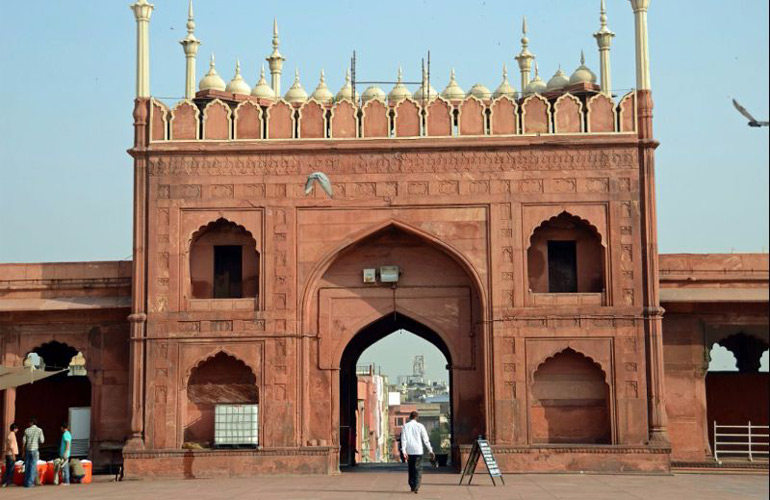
left=354, top=364, right=389, bottom=463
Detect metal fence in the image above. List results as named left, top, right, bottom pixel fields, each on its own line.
left=713, top=421, right=769, bottom=463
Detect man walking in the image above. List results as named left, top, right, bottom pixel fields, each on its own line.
left=54, top=422, right=72, bottom=485
left=21, top=418, right=44, bottom=487
left=399, top=411, right=434, bottom=494
left=2, top=423, right=19, bottom=487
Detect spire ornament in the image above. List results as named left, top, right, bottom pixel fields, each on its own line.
left=180, top=0, right=201, bottom=99
left=515, top=16, right=536, bottom=92
left=594, top=0, right=615, bottom=96
left=266, top=18, right=286, bottom=96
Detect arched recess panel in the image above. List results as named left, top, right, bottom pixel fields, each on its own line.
left=394, top=99, right=421, bottom=138
left=490, top=96, right=518, bottom=135
left=234, top=101, right=263, bottom=140
left=587, top=94, right=617, bottom=133
left=425, top=98, right=453, bottom=137
left=458, top=97, right=486, bottom=136
left=361, top=99, right=389, bottom=138
left=530, top=348, right=611, bottom=444
left=150, top=99, right=169, bottom=141
left=521, top=95, right=551, bottom=134
left=266, top=100, right=294, bottom=139
left=299, top=100, right=327, bottom=139
left=184, top=352, right=258, bottom=446
left=189, top=218, right=260, bottom=300
left=553, top=94, right=584, bottom=134
left=527, top=212, right=605, bottom=294
left=170, top=100, right=199, bottom=140
left=202, top=99, right=232, bottom=140
left=618, top=91, right=636, bottom=133
left=330, top=100, right=357, bottom=138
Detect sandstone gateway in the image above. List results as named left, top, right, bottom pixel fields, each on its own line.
left=0, top=1, right=767, bottom=478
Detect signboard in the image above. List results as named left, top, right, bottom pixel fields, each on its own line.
left=459, top=437, right=505, bottom=486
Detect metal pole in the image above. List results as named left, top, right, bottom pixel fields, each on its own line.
left=748, top=421, right=753, bottom=462
left=713, top=420, right=718, bottom=463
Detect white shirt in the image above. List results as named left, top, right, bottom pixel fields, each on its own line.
left=400, top=419, right=433, bottom=456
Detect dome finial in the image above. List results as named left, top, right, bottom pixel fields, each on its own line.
left=388, top=65, right=412, bottom=103
left=311, top=68, right=333, bottom=104
left=199, top=52, right=226, bottom=92
left=580, top=50, right=586, bottom=66
left=493, top=63, right=516, bottom=99
left=398, top=65, right=404, bottom=83
left=284, top=67, right=308, bottom=104
left=210, top=53, right=216, bottom=69
left=186, top=0, right=195, bottom=33
left=226, top=57, right=251, bottom=95
left=442, top=68, right=465, bottom=101
left=251, top=63, right=276, bottom=100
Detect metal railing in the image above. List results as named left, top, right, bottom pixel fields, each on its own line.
left=713, top=421, right=769, bottom=463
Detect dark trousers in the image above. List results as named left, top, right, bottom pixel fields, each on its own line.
left=407, top=454, right=423, bottom=491
left=3, top=455, right=14, bottom=485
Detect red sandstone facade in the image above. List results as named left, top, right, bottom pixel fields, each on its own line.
left=1, top=3, right=768, bottom=479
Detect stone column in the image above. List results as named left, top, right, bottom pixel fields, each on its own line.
left=594, top=0, right=615, bottom=96
left=130, top=0, right=154, bottom=99
left=179, top=0, right=200, bottom=100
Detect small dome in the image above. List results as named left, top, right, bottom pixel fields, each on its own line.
left=467, top=83, right=492, bottom=100
left=225, top=60, right=252, bottom=95
left=199, top=54, right=226, bottom=92
left=284, top=68, right=308, bottom=104
left=493, top=64, right=516, bottom=99
left=336, top=68, right=356, bottom=101
left=441, top=68, right=465, bottom=101
left=546, top=67, right=570, bottom=92
left=524, top=63, right=547, bottom=95
left=569, top=51, right=597, bottom=85
left=388, top=67, right=413, bottom=103
left=361, top=85, right=386, bottom=104
left=251, top=65, right=276, bottom=100
left=311, top=69, right=334, bottom=104
left=413, top=68, right=438, bottom=102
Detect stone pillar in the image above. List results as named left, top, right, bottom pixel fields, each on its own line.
left=266, top=19, right=285, bottom=97
left=594, top=0, right=615, bottom=96
left=514, top=17, right=535, bottom=93
left=630, top=0, right=651, bottom=91
left=2, top=389, right=16, bottom=437
left=130, top=0, right=154, bottom=99
left=179, top=0, right=200, bottom=100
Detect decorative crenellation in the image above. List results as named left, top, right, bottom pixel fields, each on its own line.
left=149, top=91, right=635, bottom=143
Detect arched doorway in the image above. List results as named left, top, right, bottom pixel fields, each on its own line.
left=15, top=341, right=92, bottom=459
left=339, top=313, right=452, bottom=467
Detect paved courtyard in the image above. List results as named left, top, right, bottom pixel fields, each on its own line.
left=1, top=469, right=768, bottom=500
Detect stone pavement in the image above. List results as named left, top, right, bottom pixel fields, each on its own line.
left=0, top=469, right=767, bottom=499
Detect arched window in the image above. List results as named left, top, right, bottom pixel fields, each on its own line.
left=190, top=219, right=259, bottom=300
left=185, top=352, right=258, bottom=447
left=531, top=348, right=611, bottom=444
left=528, top=212, right=605, bottom=294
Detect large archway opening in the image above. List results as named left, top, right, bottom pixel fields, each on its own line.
left=339, top=313, right=453, bottom=468
left=706, top=332, right=769, bottom=454
left=15, top=341, right=92, bottom=459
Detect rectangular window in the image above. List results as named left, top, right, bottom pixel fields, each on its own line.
left=548, top=241, right=578, bottom=293
left=214, top=245, right=243, bottom=298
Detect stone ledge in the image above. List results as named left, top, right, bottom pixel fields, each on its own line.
left=124, top=446, right=336, bottom=459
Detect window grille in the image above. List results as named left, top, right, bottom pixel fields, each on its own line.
left=214, top=404, right=258, bottom=447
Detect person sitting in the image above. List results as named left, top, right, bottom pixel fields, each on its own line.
left=68, top=458, right=86, bottom=484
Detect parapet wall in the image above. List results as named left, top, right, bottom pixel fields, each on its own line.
left=149, top=91, right=636, bottom=143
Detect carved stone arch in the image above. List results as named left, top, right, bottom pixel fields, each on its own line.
left=490, top=95, right=518, bottom=135
left=361, top=98, right=389, bottom=138
left=394, top=98, right=421, bottom=137
left=26, top=340, right=90, bottom=374
left=265, top=99, right=295, bottom=139
left=521, top=93, right=551, bottom=134
left=233, top=100, right=264, bottom=140
left=531, top=346, right=609, bottom=383
left=528, top=211, right=605, bottom=248
left=189, top=217, right=257, bottom=247
left=587, top=93, right=617, bottom=133
left=553, top=93, right=584, bottom=134
left=202, top=98, right=233, bottom=140
left=301, top=218, right=488, bottom=333
left=618, top=91, right=636, bottom=133
left=184, top=348, right=260, bottom=389
left=458, top=95, right=486, bottom=136
left=425, top=96, right=453, bottom=137
left=169, top=99, right=200, bottom=140
left=715, top=332, right=769, bottom=373
left=330, top=99, right=357, bottom=138
left=149, top=98, right=169, bottom=142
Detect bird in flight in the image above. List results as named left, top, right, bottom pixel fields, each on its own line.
left=732, top=99, right=769, bottom=127
left=304, top=172, right=333, bottom=198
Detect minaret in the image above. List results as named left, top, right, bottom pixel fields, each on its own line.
left=630, top=0, right=651, bottom=90
left=593, top=0, right=615, bottom=95
left=266, top=18, right=286, bottom=97
left=179, top=0, right=201, bottom=100
left=130, top=0, right=154, bottom=98
left=514, top=17, right=536, bottom=92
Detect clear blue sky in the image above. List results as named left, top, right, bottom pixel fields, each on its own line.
left=0, top=0, right=768, bottom=263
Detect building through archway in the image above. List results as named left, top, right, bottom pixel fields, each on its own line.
left=339, top=314, right=452, bottom=466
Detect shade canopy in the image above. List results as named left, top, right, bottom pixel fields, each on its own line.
left=0, top=366, right=68, bottom=391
